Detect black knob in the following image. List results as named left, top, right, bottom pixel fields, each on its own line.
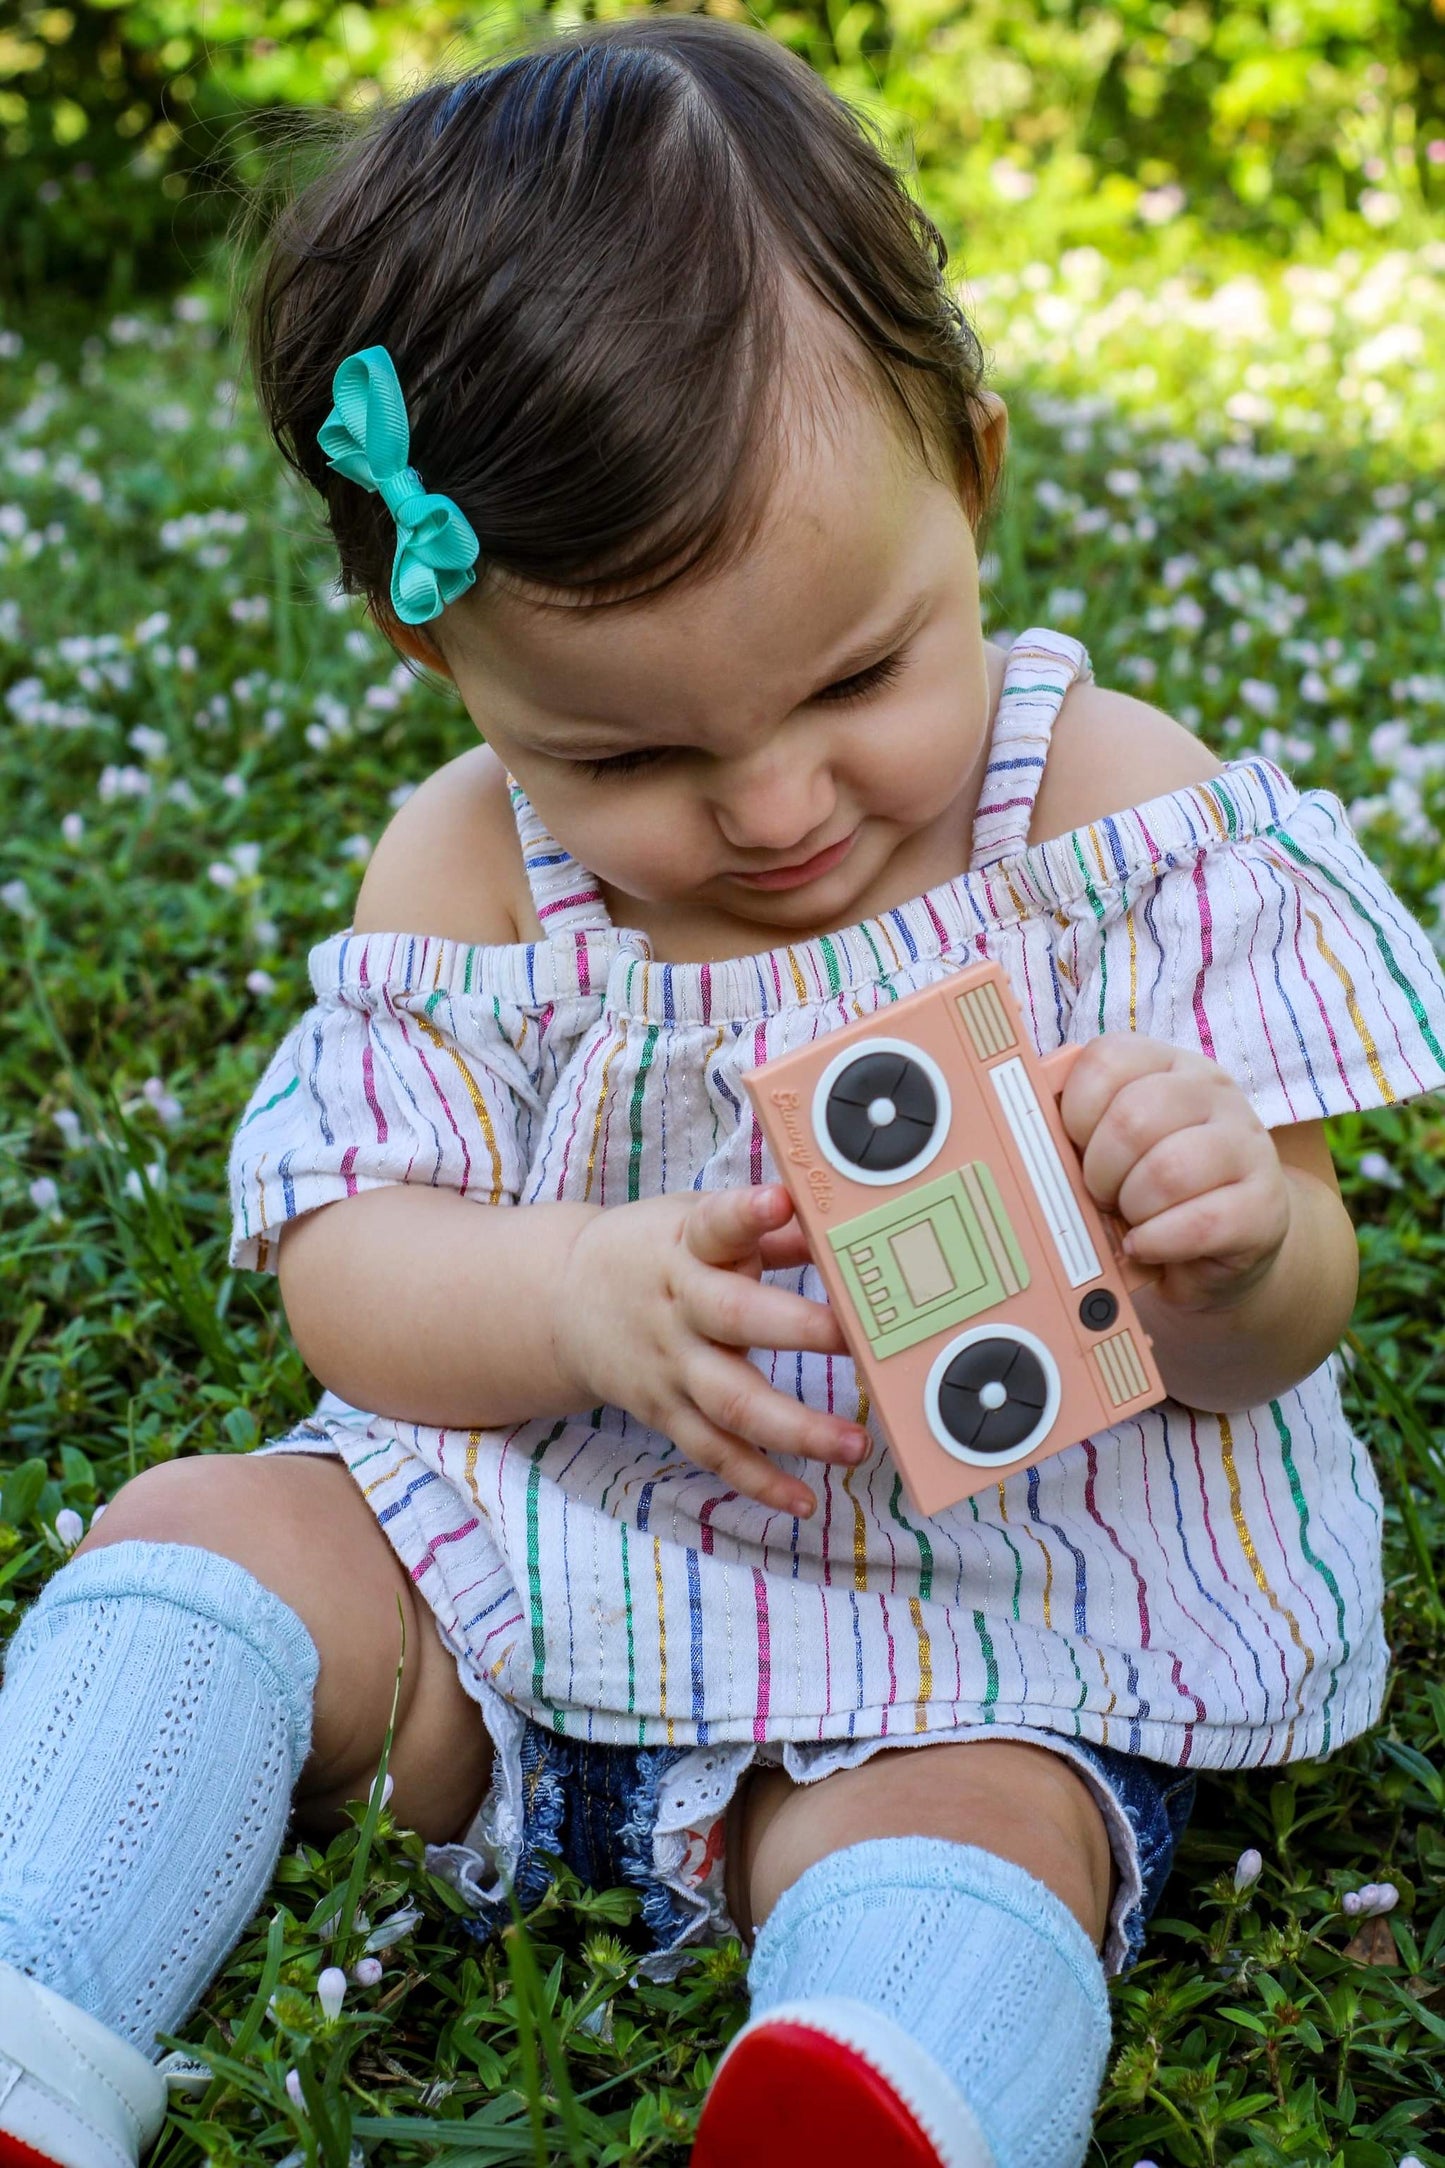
left=1079, top=1289, right=1119, bottom=1332
left=823, top=1050, right=939, bottom=1173
left=934, top=1337, right=1050, bottom=1456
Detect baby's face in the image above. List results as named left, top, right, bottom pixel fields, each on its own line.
left=416, top=361, right=1006, bottom=941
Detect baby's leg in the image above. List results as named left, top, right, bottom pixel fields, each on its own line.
left=0, top=1452, right=491, bottom=2068
left=78, top=1452, right=493, bottom=1841
left=734, top=1738, right=1113, bottom=1943
left=706, top=1743, right=1117, bottom=2168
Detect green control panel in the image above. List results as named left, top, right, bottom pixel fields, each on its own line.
left=827, top=1166, right=1030, bottom=1361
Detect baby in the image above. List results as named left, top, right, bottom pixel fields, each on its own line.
left=4, top=17, right=1445, bottom=2168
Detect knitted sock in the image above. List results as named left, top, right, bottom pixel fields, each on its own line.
left=0, top=1539, right=319, bottom=2057
left=747, top=1837, right=1112, bottom=2168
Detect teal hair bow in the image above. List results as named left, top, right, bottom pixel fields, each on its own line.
left=318, top=345, right=480, bottom=626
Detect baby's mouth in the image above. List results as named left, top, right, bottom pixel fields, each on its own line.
left=730, top=828, right=859, bottom=892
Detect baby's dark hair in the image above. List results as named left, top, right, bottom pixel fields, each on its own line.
left=244, top=11, right=999, bottom=648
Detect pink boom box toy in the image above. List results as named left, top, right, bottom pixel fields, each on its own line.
left=741, top=961, right=1165, bottom=1516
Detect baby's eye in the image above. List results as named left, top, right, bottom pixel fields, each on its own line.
left=575, top=744, right=671, bottom=780
left=813, top=651, right=907, bottom=704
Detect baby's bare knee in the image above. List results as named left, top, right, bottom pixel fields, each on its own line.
left=735, top=1738, right=1114, bottom=1949
left=78, top=1449, right=491, bottom=1844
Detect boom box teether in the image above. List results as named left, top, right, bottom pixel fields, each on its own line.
left=741, top=962, right=1165, bottom=1515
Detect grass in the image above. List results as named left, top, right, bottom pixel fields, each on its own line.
left=2, top=236, right=1445, bottom=2164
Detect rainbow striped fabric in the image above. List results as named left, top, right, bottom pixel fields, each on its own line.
left=229, top=629, right=1445, bottom=1816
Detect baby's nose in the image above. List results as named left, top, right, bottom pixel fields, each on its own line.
left=713, top=761, right=836, bottom=853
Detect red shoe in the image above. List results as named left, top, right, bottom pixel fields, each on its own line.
left=692, top=1997, right=994, bottom=2168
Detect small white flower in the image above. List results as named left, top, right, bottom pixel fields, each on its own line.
left=363, top=1903, right=422, bottom=1953
left=1238, top=679, right=1279, bottom=718
left=371, top=1771, right=394, bottom=1810
left=55, top=1508, right=84, bottom=1549
left=1138, top=182, right=1185, bottom=226
left=221, top=773, right=246, bottom=800
left=246, top=969, right=276, bottom=997
left=230, top=841, right=262, bottom=879
left=90, top=1503, right=107, bottom=1529
left=122, top=1162, right=165, bottom=1200
left=129, top=725, right=168, bottom=762
left=284, top=2067, right=304, bottom=2107
left=1, top=879, right=33, bottom=917
left=1343, top=1881, right=1399, bottom=1919
left=350, top=1957, right=384, bottom=1988
left=317, top=1966, right=347, bottom=2021
left=99, top=764, right=152, bottom=803
left=29, top=1176, right=61, bottom=1218
left=207, top=861, right=238, bottom=890
left=61, top=813, right=84, bottom=845
left=989, top=159, right=1036, bottom=202
left=53, top=1108, right=83, bottom=1149
left=339, top=834, right=373, bottom=864
left=1233, top=1848, right=1263, bottom=1893
left=142, top=1078, right=184, bottom=1129
left=1357, top=1151, right=1403, bottom=1190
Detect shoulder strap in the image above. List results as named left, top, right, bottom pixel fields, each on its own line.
left=969, top=628, right=1093, bottom=868
left=507, top=777, right=614, bottom=935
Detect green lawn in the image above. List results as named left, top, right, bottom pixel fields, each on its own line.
left=2, top=241, right=1444, bottom=2164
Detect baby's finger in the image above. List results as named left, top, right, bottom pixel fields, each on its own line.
left=669, top=1407, right=818, bottom=1518
left=1059, top=1034, right=1192, bottom=1151
left=1115, top=1123, right=1260, bottom=1231
left=1121, top=1181, right=1271, bottom=1268
left=687, top=1347, right=869, bottom=1468
left=684, top=1270, right=848, bottom=1356
left=755, top=1215, right=815, bottom=1272
left=685, top=1184, right=792, bottom=1268
left=1081, top=1077, right=1224, bottom=1210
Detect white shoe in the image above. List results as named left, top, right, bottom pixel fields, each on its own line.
left=0, top=1964, right=168, bottom=2168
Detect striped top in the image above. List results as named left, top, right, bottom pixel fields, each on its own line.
left=229, top=628, right=1445, bottom=1771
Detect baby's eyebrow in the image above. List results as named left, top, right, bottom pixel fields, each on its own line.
left=522, top=590, right=931, bottom=755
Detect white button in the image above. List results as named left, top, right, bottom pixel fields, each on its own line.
left=866, top=1096, right=897, bottom=1127
left=979, top=1381, right=1008, bottom=1410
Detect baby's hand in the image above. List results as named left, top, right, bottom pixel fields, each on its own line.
left=556, top=1186, right=865, bottom=1517
left=1058, top=1037, right=1291, bottom=1311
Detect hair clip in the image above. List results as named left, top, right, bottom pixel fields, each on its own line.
left=318, top=344, right=480, bottom=626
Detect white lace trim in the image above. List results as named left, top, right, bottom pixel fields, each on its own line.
left=425, top=1711, right=1144, bottom=1980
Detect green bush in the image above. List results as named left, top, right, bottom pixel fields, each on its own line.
left=4, top=0, right=1445, bottom=307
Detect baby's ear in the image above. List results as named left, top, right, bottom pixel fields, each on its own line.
left=368, top=595, right=454, bottom=680
left=970, top=390, right=1009, bottom=517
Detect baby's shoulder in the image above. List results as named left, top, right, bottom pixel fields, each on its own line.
left=352, top=741, right=536, bottom=944
left=1029, top=674, right=1224, bottom=846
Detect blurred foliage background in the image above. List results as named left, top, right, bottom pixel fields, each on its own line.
left=5, top=0, right=1445, bottom=311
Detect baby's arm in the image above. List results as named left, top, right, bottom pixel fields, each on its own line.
left=1035, top=682, right=1358, bottom=1411
left=280, top=1180, right=863, bottom=1518
left=1058, top=1039, right=1357, bottom=1411
left=275, top=750, right=862, bottom=1519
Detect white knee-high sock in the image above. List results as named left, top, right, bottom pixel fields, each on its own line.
left=0, top=1539, right=319, bottom=2055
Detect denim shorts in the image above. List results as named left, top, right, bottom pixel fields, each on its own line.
left=454, top=1722, right=1195, bottom=1976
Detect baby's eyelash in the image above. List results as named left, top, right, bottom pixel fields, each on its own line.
left=574, top=745, right=669, bottom=780
left=815, top=651, right=906, bottom=703
left=573, top=652, right=907, bottom=779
